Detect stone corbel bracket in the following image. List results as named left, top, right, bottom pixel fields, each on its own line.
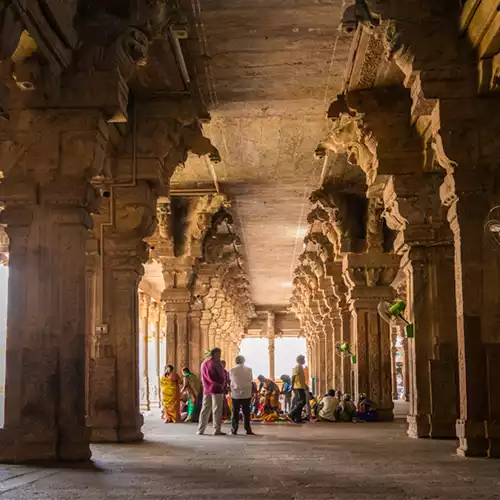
left=0, top=0, right=78, bottom=110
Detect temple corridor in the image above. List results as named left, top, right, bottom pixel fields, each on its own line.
left=0, top=414, right=499, bottom=500
left=2, top=0, right=500, bottom=489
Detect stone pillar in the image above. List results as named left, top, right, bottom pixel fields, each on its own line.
left=446, top=192, right=500, bottom=456
left=318, top=332, right=327, bottom=394
left=343, top=252, right=399, bottom=421
left=139, top=292, right=151, bottom=412
left=189, top=309, right=202, bottom=373
left=384, top=174, right=459, bottom=438
left=85, top=237, right=99, bottom=422
left=306, top=337, right=312, bottom=385
left=390, top=326, right=399, bottom=401
left=340, top=302, right=352, bottom=395
left=89, top=182, right=156, bottom=443
left=0, top=181, right=94, bottom=461
left=403, top=246, right=459, bottom=439
left=200, top=312, right=211, bottom=357
left=330, top=312, right=342, bottom=390
left=176, top=311, right=189, bottom=371
left=151, top=302, right=161, bottom=407
left=323, top=317, right=334, bottom=389
left=267, top=311, right=276, bottom=380
left=402, top=337, right=410, bottom=402
left=159, top=309, right=167, bottom=379
left=165, top=312, right=176, bottom=368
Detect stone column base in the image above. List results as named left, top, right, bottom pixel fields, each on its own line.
left=407, top=414, right=430, bottom=438
left=408, top=414, right=456, bottom=439
left=91, top=427, right=144, bottom=443
left=90, top=417, right=144, bottom=443
left=456, top=419, right=500, bottom=457
left=0, top=429, right=91, bottom=463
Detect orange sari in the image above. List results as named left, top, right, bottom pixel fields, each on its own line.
left=160, top=372, right=181, bottom=423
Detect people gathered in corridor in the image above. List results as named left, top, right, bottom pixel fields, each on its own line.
left=157, top=349, right=380, bottom=432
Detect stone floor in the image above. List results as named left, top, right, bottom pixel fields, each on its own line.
left=1, top=414, right=500, bottom=499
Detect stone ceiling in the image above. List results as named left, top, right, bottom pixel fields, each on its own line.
left=165, top=0, right=353, bottom=307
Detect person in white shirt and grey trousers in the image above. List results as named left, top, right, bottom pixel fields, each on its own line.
left=229, top=355, right=256, bottom=435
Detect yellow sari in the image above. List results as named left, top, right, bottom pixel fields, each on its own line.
left=160, top=372, right=180, bottom=423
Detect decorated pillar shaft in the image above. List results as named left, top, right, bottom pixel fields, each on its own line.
left=447, top=191, right=500, bottom=457
left=344, top=253, right=399, bottom=421
left=390, top=326, right=399, bottom=401
left=139, top=293, right=151, bottom=412
left=404, top=245, right=459, bottom=439
left=189, top=310, right=202, bottom=373
left=268, top=312, right=276, bottom=380
left=0, top=181, right=95, bottom=462
left=89, top=182, right=156, bottom=443
left=340, top=304, right=352, bottom=395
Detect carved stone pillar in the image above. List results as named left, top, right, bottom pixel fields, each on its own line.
left=151, top=302, right=161, bottom=407
left=318, top=331, right=327, bottom=394
left=177, top=311, right=189, bottom=370
left=139, top=292, right=151, bottom=412
left=403, top=246, right=459, bottom=439
left=89, top=182, right=156, bottom=443
left=165, top=312, right=176, bottom=368
left=390, top=326, right=399, bottom=401
left=340, top=302, right=352, bottom=395
left=402, top=337, right=410, bottom=402
left=343, top=252, right=399, bottom=421
left=201, top=312, right=211, bottom=355
left=163, top=287, right=191, bottom=372
left=267, top=311, right=276, bottom=380
left=159, top=309, right=167, bottom=379
left=189, top=309, right=202, bottom=373
left=446, top=190, right=500, bottom=457
left=0, top=179, right=96, bottom=462
left=85, top=237, right=99, bottom=422
left=322, top=317, right=334, bottom=389
left=384, top=175, right=459, bottom=438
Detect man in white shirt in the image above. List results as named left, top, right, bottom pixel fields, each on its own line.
left=229, top=355, right=255, bottom=435
left=318, top=389, right=340, bottom=422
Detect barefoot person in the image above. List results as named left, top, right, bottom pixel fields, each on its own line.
left=197, top=348, right=226, bottom=436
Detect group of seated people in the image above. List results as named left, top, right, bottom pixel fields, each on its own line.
left=314, top=390, right=377, bottom=422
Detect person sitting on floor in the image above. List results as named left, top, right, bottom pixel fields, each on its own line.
left=356, top=393, right=378, bottom=421
left=338, top=393, right=357, bottom=421
left=317, top=389, right=340, bottom=422
left=257, top=375, right=281, bottom=416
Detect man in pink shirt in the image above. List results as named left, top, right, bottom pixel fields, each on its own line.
left=197, top=347, right=226, bottom=435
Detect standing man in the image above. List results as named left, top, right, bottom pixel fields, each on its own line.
left=280, top=374, right=292, bottom=413
left=288, top=354, right=307, bottom=423
left=197, top=348, right=226, bottom=436
left=229, top=355, right=255, bottom=435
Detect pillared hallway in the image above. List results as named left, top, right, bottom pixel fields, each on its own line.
left=1, top=2, right=500, bottom=496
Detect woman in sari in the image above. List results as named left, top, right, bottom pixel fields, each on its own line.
left=160, top=365, right=181, bottom=423
left=181, top=367, right=202, bottom=423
